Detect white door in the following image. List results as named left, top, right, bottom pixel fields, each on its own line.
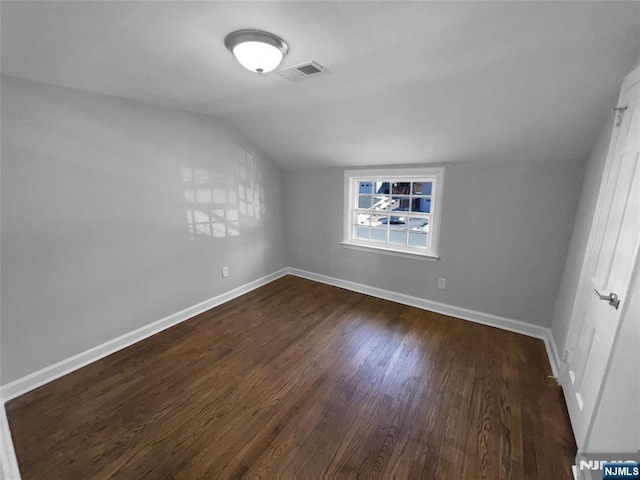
left=561, top=64, right=640, bottom=447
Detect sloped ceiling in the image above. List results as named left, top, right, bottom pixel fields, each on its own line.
left=2, top=1, right=639, bottom=169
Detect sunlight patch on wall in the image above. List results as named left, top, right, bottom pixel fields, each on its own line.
left=236, top=146, right=265, bottom=221
left=182, top=146, right=264, bottom=239
left=182, top=167, right=240, bottom=239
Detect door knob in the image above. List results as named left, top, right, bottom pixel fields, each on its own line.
left=593, top=289, right=620, bottom=310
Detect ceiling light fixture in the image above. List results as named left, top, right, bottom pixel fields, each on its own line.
left=224, top=29, right=289, bottom=74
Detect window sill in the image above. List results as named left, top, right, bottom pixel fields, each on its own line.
left=340, top=241, right=439, bottom=261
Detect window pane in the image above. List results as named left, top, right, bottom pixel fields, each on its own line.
left=412, top=182, right=432, bottom=196
left=411, top=197, right=431, bottom=213
left=389, top=213, right=407, bottom=228
left=354, top=212, right=370, bottom=225
left=374, top=182, right=390, bottom=194
left=370, top=228, right=387, bottom=242
left=389, top=230, right=406, bottom=244
left=408, top=232, right=428, bottom=247
left=372, top=196, right=391, bottom=210
left=391, top=196, right=410, bottom=212
left=408, top=217, right=429, bottom=232
left=358, top=181, right=374, bottom=194
left=355, top=226, right=369, bottom=239
left=358, top=195, right=372, bottom=208
left=392, top=182, right=411, bottom=195
left=370, top=214, right=388, bottom=226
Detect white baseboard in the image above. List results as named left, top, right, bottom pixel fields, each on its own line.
left=0, top=268, right=288, bottom=402
left=0, top=266, right=561, bottom=402
left=544, top=329, right=562, bottom=379
left=1, top=402, right=21, bottom=479
left=288, top=267, right=560, bottom=378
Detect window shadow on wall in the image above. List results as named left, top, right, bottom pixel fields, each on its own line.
left=182, top=146, right=265, bottom=239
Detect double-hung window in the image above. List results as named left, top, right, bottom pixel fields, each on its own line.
left=342, top=168, right=444, bottom=259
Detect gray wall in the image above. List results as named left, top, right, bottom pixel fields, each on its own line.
left=0, top=74, right=593, bottom=385
left=550, top=114, right=614, bottom=353
left=1, top=76, right=286, bottom=384
left=285, top=160, right=584, bottom=327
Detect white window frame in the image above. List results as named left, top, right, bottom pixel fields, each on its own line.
left=342, top=167, right=444, bottom=260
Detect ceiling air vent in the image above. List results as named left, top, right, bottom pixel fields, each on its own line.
left=277, top=61, right=328, bottom=81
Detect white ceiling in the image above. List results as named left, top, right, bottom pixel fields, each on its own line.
left=2, top=1, right=639, bottom=169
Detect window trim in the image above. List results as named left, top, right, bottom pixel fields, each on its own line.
left=342, top=167, right=444, bottom=259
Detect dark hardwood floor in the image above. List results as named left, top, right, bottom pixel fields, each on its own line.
left=6, top=275, right=576, bottom=479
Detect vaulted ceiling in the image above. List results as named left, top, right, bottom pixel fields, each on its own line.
left=2, top=1, right=639, bottom=169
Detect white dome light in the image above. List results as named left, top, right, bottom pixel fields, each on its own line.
left=224, top=30, right=289, bottom=74
left=232, top=41, right=283, bottom=74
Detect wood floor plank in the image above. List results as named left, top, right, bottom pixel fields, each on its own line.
left=6, top=275, right=576, bottom=479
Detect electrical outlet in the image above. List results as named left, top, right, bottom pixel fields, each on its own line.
left=562, top=349, right=569, bottom=362
left=222, top=266, right=229, bottom=278
left=437, top=278, right=446, bottom=290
